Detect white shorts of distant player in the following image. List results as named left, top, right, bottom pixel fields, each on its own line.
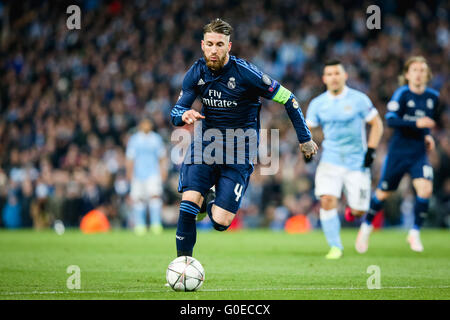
left=130, top=176, right=163, bottom=202
left=315, top=162, right=371, bottom=212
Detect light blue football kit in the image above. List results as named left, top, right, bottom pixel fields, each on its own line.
left=126, top=131, right=166, bottom=230
left=306, top=86, right=378, bottom=252
left=306, top=86, right=378, bottom=172
left=126, top=131, right=166, bottom=181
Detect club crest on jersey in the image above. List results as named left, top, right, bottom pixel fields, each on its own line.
left=387, top=101, right=399, bottom=111
left=262, top=74, right=272, bottom=86
left=407, top=100, right=415, bottom=108
left=426, top=98, right=434, bottom=109
left=227, top=77, right=236, bottom=89
left=292, top=98, right=299, bottom=109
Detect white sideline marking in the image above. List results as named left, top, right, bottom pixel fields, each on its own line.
left=1, top=285, right=449, bottom=296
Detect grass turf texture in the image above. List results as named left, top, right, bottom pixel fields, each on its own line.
left=0, top=228, right=449, bottom=300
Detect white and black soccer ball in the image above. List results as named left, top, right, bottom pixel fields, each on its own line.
left=166, top=256, right=205, bottom=292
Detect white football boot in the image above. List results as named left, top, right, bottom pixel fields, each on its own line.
left=355, top=222, right=373, bottom=254
left=407, top=229, right=424, bottom=252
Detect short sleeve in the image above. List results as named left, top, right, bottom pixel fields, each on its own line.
left=359, top=94, right=378, bottom=122
left=306, top=99, right=320, bottom=128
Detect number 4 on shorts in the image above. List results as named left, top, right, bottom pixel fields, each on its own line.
left=234, top=183, right=243, bottom=202
left=423, top=165, right=433, bottom=179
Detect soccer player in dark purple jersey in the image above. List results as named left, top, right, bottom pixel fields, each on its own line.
left=170, top=18, right=318, bottom=257
left=356, top=56, right=440, bottom=253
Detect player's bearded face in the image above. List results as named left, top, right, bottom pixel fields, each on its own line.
left=202, top=32, right=231, bottom=71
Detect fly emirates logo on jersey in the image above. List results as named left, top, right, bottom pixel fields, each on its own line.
left=202, top=89, right=237, bottom=108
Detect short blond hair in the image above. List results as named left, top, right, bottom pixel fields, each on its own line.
left=398, top=56, right=432, bottom=86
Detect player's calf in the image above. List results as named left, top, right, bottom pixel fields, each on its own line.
left=412, top=178, right=432, bottom=231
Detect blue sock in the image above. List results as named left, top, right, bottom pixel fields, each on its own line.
left=413, top=196, right=429, bottom=230
left=176, top=200, right=200, bottom=256
left=365, top=194, right=384, bottom=225
left=133, top=202, right=146, bottom=227
left=207, top=201, right=229, bottom=231
left=149, top=198, right=162, bottom=226
left=320, top=208, right=343, bottom=250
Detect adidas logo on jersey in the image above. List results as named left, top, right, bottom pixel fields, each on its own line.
left=197, top=79, right=205, bottom=86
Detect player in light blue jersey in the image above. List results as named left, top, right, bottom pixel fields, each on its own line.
left=306, top=60, right=384, bottom=259
left=126, top=118, right=167, bottom=235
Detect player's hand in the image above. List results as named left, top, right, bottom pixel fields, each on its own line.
left=182, top=110, right=205, bottom=124
left=363, top=147, right=376, bottom=168
left=416, top=117, right=435, bottom=129
left=425, top=135, right=435, bottom=151
left=300, top=140, right=318, bottom=161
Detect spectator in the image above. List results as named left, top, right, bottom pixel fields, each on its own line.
left=0, top=0, right=448, bottom=230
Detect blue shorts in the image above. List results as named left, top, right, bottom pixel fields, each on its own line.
left=178, top=163, right=254, bottom=214
left=377, top=153, right=433, bottom=191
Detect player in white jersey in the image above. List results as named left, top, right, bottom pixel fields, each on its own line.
left=306, top=60, right=384, bottom=259
left=126, top=118, right=167, bottom=235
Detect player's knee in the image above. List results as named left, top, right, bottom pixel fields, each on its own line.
left=182, top=190, right=203, bottom=207
left=416, top=184, right=433, bottom=199
left=211, top=212, right=234, bottom=231
left=320, top=195, right=337, bottom=210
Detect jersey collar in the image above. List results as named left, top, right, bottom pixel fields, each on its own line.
left=327, top=85, right=349, bottom=100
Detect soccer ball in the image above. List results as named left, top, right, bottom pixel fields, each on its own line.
left=166, top=256, right=205, bottom=292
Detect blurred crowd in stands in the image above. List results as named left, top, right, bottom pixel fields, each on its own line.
left=0, top=0, right=449, bottom=231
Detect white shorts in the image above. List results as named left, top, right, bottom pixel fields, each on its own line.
left=315, top=162, right=371, bottom=211
left=130, top=176, right=163, bottom=202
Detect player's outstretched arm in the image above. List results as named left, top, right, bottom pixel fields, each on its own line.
left=272, top=85, right=318, bottom=159
left=239, top=60, right=317, bottom=158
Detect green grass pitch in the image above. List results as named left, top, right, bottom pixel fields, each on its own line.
left=0, top=228, right=449, bottom=300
